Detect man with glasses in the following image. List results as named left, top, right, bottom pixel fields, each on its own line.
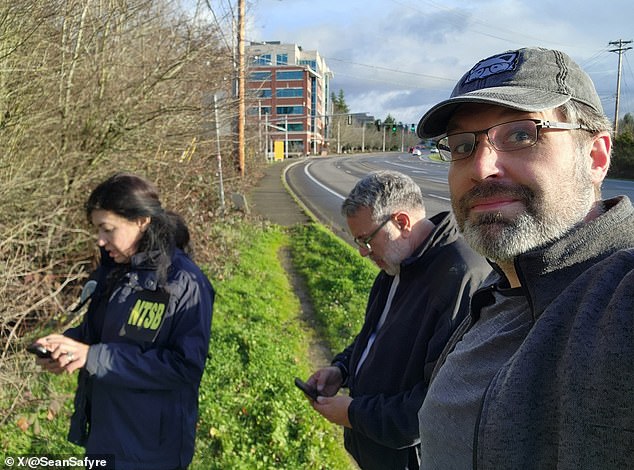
left=416, top=47, right=634, bottom=469
left=305, top=171, right=490, bottom=469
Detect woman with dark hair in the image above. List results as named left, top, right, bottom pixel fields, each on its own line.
left=33, top=173, right=214, bottom=470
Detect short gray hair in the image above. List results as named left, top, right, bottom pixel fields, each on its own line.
left=558, top=100, right=613, bottom=137
left=557, top=101, right=613, bottom=199
left=341, top=171, right=425, bottom=220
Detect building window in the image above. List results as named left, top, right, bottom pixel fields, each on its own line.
left=247, top=106, right=271, bottom=116
left=300, top=59, right=317, bottom=70
left=286, top=123, right=304, bottom=131
left=250, top=71, right=272, bottom=81
left=276, top=88, right=303, bottom=98
left=253, top=54, right=271, bottom=65
left=276, top=54, right=288, bottom=65
left=276, top=70, right=303, bottom=80
left=257, top=89, right=272, bottom=98
left=276, top=106, right=304, bottom=115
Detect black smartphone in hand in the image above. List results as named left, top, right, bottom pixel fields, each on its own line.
left=27, top=343, right=51, bottom=359
left=294, top=377, right=319, bottom=401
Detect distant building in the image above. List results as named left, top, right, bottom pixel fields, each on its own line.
left=246, top=41, right=334, bottom=157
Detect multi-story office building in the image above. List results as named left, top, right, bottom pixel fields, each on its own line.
left=246, top=41, right=333, bottom=157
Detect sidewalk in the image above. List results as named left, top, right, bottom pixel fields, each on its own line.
left=248, top=160, right=310, bottom=226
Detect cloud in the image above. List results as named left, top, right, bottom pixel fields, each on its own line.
left=247, top=0, right=634, bottom=124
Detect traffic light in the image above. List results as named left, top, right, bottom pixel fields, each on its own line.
left=375, top=119, right=382, bottom=132
left=391, top=124, right=397, bottom=133
left=347, top=115, right=352, bottom=125
left=410, top=123, right=416, bottom=133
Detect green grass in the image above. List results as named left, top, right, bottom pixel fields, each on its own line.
left=0, top=221, right=359, bottom=469
left=289, top=223, right=378, bottom=353
left=193, top=223, right=352, bottom=469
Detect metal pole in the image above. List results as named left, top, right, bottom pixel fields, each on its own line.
left=213, top=93, right=226, bottom=212
left=265, top=113, right=269, bottom=161
left=382, top=125, right=386, bottom=152
left=285, top=115, right=288, bottom=159
left=362, top=123, right=366, bottom=152
left=258, top=99, right=262, bottom=156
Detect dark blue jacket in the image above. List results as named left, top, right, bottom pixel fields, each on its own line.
left=65, top=248, right=214, bottom=470
left=333, top=212, right=491, bottom=469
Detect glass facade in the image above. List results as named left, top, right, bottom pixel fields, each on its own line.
left=247, top=106, right=271, bottom=116
left=299, top=59, right=317, bottom=70
left=276, top=70, right=303, bottom=80
left=250, top=71, right=272, bottom=81
left=276, top=54, right=288, bottom=65
left=276, top=88, right=303, bottom=98
left=276, top=106, right=304, bottom=115
left=253, top=54, right=271, bottom=65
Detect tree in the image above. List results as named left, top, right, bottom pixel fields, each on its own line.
left=0, top=0, right=242, bottom=424
left=331, top=89, right=349, bottom=114
left=619, top=113, right=634, bottom=136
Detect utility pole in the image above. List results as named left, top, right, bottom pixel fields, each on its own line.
left=382, top=125, right=386, bottom=152
left=361, top=122, right=366, bottom=152
left=236, top=0, right=246, bottom=176
left=608, top=39, right=632, bottom=135
left=213, top=94, right=226, bottom=212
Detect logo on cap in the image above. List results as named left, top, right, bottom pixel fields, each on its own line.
left=464, top=52, right=519, bottom=85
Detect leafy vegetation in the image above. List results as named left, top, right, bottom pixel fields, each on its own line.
left=1, top=221, right=360, bottom=469
left=194, top=222, right=352, bottom=469
left=611, top=131, right=634, bottom=180
left=289, top=223, right=378, bottom=354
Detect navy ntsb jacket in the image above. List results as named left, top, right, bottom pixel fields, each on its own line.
left=65, top=247, right=214, bottom=470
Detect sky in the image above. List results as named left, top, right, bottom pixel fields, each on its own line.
left=242, top=0, right=634, bottom=129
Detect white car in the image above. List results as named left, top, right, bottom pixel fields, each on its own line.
left=412, top=148, right=422, bottom=156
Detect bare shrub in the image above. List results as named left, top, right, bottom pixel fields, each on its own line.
left=0, top=0, right=258, bottom=424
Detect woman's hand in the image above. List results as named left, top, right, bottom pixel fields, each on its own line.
left=33, top=334, right=89, bottom=374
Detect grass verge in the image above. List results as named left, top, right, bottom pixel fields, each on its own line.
left=194, top=222, right=352, bottom=469
left=288, top=223, right=378, bottom=353
left=0, top=221, right=358, bottom=469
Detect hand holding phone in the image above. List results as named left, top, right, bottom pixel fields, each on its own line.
left=294, top=377, right=319, bottom=401
left=27, top=343, right=51, bottom=359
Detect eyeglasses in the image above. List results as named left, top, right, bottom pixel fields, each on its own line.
left=436, top=119, right=591, bottom=162
left=353, top=216, right=392, bottom=252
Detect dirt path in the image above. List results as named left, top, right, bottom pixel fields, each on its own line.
left=279, top=246, right=332, bottom=369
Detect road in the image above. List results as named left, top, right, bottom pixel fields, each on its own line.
left=285, top=152, right=634, bottom=244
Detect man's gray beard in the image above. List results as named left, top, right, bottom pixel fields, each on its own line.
left=460, top=204, right=589, bottom=262
left=454, top=161, right=595, bottom=263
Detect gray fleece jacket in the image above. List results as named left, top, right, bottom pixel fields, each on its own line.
left=430, top=196, right=634, bottom=469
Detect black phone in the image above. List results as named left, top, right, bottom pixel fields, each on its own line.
left=294, top=377, right=319, bottom=401
left=27, top=343, right=51, bottom=359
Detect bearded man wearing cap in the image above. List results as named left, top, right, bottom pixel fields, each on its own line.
left=415, top=47, right=634, bottom=469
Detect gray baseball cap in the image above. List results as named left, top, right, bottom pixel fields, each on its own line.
left=416, top=47, right=604, bottom=138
